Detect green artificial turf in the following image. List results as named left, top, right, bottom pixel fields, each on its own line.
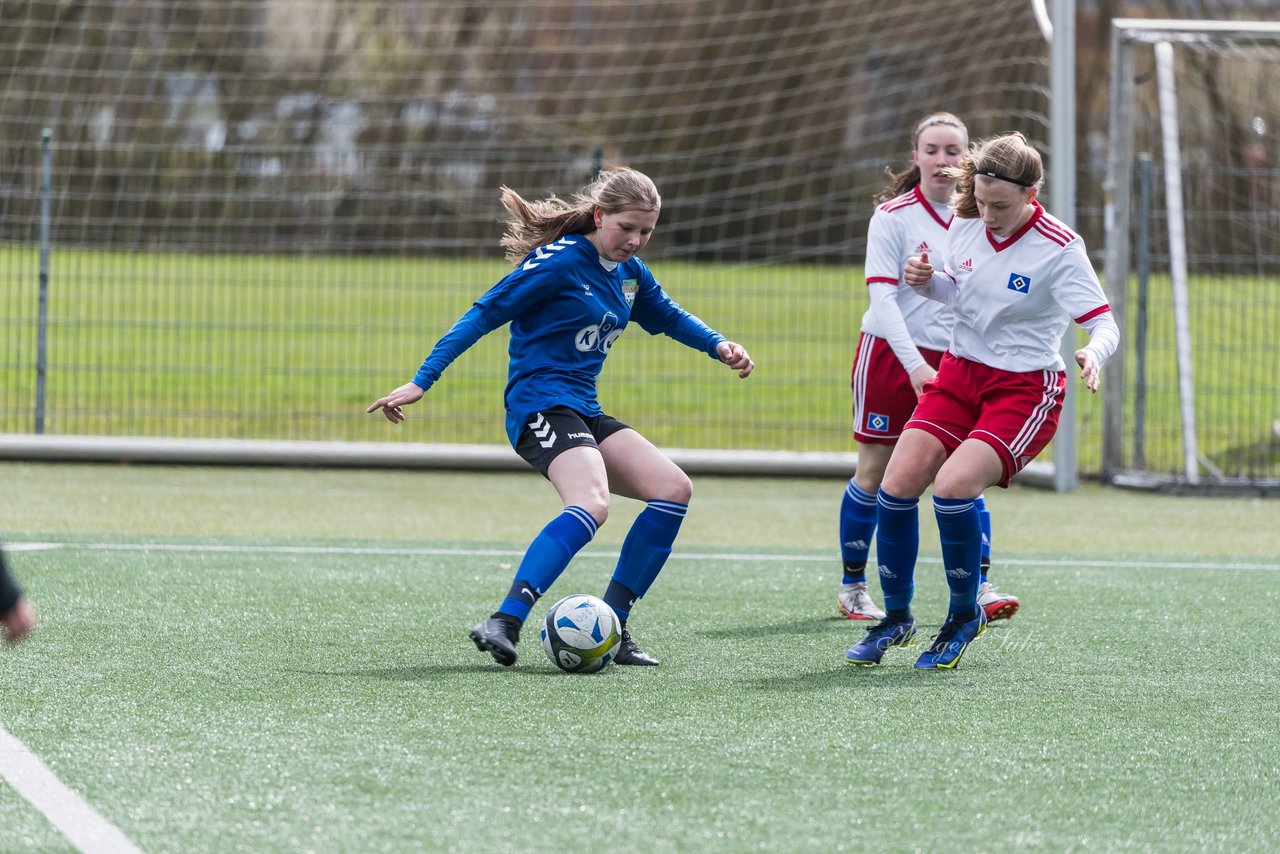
left=1, top=463, right=1278, bottom=851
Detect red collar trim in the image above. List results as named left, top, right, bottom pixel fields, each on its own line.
left=913, top=185, right=953, bottom=230
left=987, top=200, right=1043, bottom=252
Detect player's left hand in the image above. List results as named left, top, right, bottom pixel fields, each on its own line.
left=717, top=341, right=754, bottom=378
left=367, top=381, right=425, bottom=423
left=1075, top=348, right=1101, bottom=393
left=904, top=252, right=934, bottom=287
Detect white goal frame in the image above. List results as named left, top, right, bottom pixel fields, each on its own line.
left=1102, top=18, right=1280, bottom=490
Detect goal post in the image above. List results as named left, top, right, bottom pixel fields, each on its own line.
left=1103, top=19, right=1280, bottom=494
left=1049, top=0, right=1078, bottom=491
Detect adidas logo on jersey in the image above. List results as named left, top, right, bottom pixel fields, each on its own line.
left=914, top=241, right=932, bottom=254
left=958, top=258, right=974, bottom=272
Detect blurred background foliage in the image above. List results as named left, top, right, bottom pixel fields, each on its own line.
left=2, top=0, right=1275, bottom=263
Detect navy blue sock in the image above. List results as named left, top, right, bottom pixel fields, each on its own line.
left=875, top=489, right=919, bottom=619
left=975, top=493, right=992, bottom=582
left=605, top=500, right=687, bottom=621
left=934, top=496, right=982, bottom=621
left=603, top=580, right=638, bottom=624
left=839, top=479, right=878, bottom=583
left=497, top=506, right=597, bottom=622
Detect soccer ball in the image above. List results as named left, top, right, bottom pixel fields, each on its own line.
left=540, top=594, right=621, bottom=673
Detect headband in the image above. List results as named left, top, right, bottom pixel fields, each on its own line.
left=978, top=170, right=1034, bottom=188
left=913, top=116, right=965, bottom=143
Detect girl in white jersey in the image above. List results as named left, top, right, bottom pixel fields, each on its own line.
left=845, top=132, right=1119, bottom=669
left=838, top=113, right=1019, bottom=627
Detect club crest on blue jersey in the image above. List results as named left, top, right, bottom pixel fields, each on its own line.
left=1007, top=272, right=1032, bottom=293
left=622, top=279, right=638, bottom=306
left=865, top=412, right=890, bottom=433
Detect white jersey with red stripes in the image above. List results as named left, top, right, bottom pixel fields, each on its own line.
left=861, top=186, right=953, bottom=352
left=940, top=201, right=1110, bottom=372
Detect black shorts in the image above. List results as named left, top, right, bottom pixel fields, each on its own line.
left=514, top=406, right=631, bottom=476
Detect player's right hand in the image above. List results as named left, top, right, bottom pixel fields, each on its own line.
left=904, top=252, right=933, bottom=287
left=716, top=340, right=755, bottom=378
left=367, top=382, right=425, bottom=423
left=908, top=363, right=937, bottom=398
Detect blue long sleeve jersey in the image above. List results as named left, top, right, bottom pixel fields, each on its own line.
left=412, top=235, right=726, bottom=446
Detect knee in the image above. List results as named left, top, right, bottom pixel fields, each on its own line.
left=853, top=473, right=879, bottom=494
left=853, top=448, right=889, bottom=493
left=657, top=469, right=693, bottom=505
left=931, top=472, right=960, bottom=499
left=575, top=491, right=611, bottom=528
left=880, top=465, right=926, bottom=500
left=932, top=470, right=980, bottom=500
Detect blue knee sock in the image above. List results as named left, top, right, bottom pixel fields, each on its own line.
left=934, top=496, right=982, bottom=621
left=604, top=500, right=687, bottom=622
left=875, top=489, right=919, bottom=619
left=497, top=506, right=598, bottom=622
left=839, top=479, right=878, bottom=583
left=975, top=493, right=992, bottom=582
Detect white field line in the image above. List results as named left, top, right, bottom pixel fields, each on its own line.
left=9, top=540, right=1280, bottom=572
left=0, top=724, right=143, bottom=854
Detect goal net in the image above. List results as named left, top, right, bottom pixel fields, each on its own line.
left=0, top=1, right=1051, bottom=465
left=1103, top=19, right=1280, bottom=494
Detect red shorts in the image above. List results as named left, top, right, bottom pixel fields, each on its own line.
left=850, top=333, right=945, bottom=444
left=905, top=352, right=1066, bottom=487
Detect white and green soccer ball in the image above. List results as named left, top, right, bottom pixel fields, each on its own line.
left=540, top=594, right=621, bottom=673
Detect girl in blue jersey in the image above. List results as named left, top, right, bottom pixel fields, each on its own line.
left=368, top=167, right=754, bottom=667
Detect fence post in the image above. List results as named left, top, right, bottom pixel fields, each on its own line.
left=1133, top=153, right=1152, bottom=469
left=1047, top=0, right=1078, bottom=489
left=36, top=127, right=52, bottom=434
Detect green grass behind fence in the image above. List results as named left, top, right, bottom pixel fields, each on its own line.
left=3, top=246, right=1277, bottom=475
